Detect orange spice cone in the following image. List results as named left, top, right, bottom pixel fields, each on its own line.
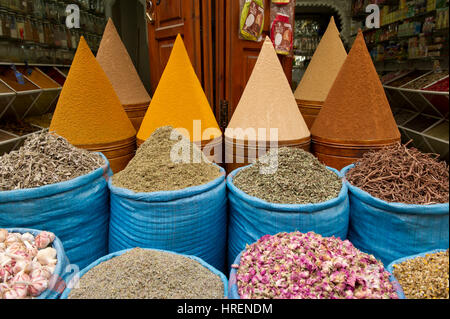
left=225, top=37, right=311, bottom=172
left=294, top=17, right=347, bottom=129
left=97, top=18, right=151, bottom=131
left=137, top=34, right=221, bottom=146
left=311, top=30, right=401, bottom=170
left=50, top=36, right=136, bottom=173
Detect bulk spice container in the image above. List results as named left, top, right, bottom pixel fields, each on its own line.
left=1, top=228, right=70, bottom=299
left=342, top=144, right=449, bottom=266
left=60, top=248, right=229, bottom=299
left=225, top=37, right=310, bottom=174
left=311, top=31, right=401, bottom=170
left=293, top=17, right=347, bottom=130
left=137, top=35, right=222, bottom=163
left=109, top=127, right=227, bottom=273
left=227, top=148, right=349, bottom=270
left=17, top=66, right=61, bottom=117
left=0, top=134, right=111, bottom=271
left=96, top=19, right=151, bottom=131
left=49, top=37, right=137, bottom=173
left=229, top=232, right=400, bottom=299
left=0, top=67, right=42, bottom=121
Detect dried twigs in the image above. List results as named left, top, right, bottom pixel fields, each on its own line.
left=347, top=143, right=449, bottom=205
left=0, top=132, right=104, bottom=191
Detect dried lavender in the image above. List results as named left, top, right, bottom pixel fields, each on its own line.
left=233, top=148, right=342, bottom=204
left=0, top=132, right=104, bottom=191
left=346, top=143, right=449, bottom=205
left=68, top=248, right=224, bottom=299
left=234, top=232, right=398, bottom=299
left=393, top=250, right=449, bottom=299
left=112, top=126, right=221, bottom=193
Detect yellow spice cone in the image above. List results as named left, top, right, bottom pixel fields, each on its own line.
left=137, top=34, right=221, bottom=143
left=50, top=36, right=136, bottom=146
left=226, top=37, right=310, bottom=143
left=294, top=17, right=347, bottom=102
left=97, top=18, right=151, bottom=106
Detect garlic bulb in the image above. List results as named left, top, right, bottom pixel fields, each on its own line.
left=0, top=230, right=59, bottom=299
left=36, top=248, right=57, bottom=266
left=0, top=229, right=7, bottom=243
left=35, top=232, right=56, bottom=249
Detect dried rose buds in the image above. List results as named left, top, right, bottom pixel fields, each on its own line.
left=0, top=230, right=57, bottom=299
left=234, top=232, right=398, bottom=299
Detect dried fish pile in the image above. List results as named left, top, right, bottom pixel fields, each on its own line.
left=233, top=148, right=342, bottom=204
left=112, top=126, right=221, bottom=193
left=393, top=250, right=449, bottom=299
left=0, top=230, right=58, bottom=299
left=0, top=132, right=104, bottom=191
left=68, top=248, right=224, bottom=299
left=346, top=143, right=449, bottom=205
left=234, top=232, right=398, bottom=299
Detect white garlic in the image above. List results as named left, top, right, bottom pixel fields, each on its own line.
left=21, top=233, right=35, bottom=244
left=36, top=248, right=57, bottom=266
left=0, top=229, right=7, bottom=243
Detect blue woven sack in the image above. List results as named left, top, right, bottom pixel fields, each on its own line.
left=108, top=166, right=227, bottom=272
left=5, top=228, right=70, bottom=299
left=342, top=164, right=449, bottom=266
left=387, top=249, right=448, bottom=299
left=60, top=248, right=229, bottom=299
left=227, top=165, right=350, bottom=271
left=0, top=154, right=111, bottom=270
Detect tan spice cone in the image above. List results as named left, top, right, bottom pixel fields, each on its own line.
left=226, top=37, right=310, bottom=144
left=294, top=17, right=347, bottom=103
left=97, top=18, right=151, bottom=131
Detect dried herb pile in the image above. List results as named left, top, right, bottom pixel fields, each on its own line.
left=68, top=248, right=224, bottom=299
left=393, top=250, right=449, bottom=299
left=233, top=148, right=342, bottom=204
left=113, top=126, right=221, bottom=193
left=0, top=132, right=104, bottom=191
left=346, top=143, right=449, bottom=205
left=234, top=232, right=398, bottom=299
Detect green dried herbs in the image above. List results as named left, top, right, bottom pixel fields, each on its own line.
left=68, top=248, right=224, bottom=299
left=0, top=132, right=104, bottom=191
left=393, top=250, right=449, bottom=299
left=233, top=147, right=342, bottom=204
left=112, top=126, right=221, bottom=193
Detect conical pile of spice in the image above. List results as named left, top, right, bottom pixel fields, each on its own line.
left=68, top=248, right=224, bottom=299
left=137, top=35, right=221, bottom=145
left=49, top=37, right=136, bottom=173
left=97, top=19, right=151, bottom=131
left=0, top=132, right=104, bottom=191
left=233, top=232, right=398, bottom=299
left=346, top=143, right=449, bottom=205
left=392, top=250, right=449, bottom=299
left=113, top=126, right=221, bottom=193
left=233, top=147, right=341, bottom=204
left=311, top=30, right=400, bottom=170
left=225, top=37, right=310, bottom=172
left=294, top=17, right=347, bottom=129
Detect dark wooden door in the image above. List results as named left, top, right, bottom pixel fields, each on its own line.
left=216, top=0, right=293, bottom=126
left=146, top=0, right=213, bottom=104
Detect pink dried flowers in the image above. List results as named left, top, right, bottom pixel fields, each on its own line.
left=234, top=232, right=398, bottom=299
left=0, top=229, right=57, bottom=299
